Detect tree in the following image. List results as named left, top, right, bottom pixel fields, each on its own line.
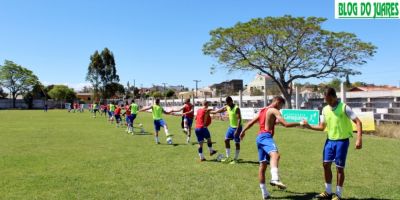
left=0, top=87, right=8, bottom=99
left=86, top=48, right=120, bottom=99
left=326, top=78, right=342, bottom=91
left=0, top=60, right=39, bottom=108
left=23, top=82, right=47, bottom=109
left=203, top=15, right=376, bottom=108
left=104, top=82, right=125, bottom=99
left=48, top=85, right=76, bottom=107
left=165, top=89, right=175, bottom=98
left=151, top=91, right=163, bottom=98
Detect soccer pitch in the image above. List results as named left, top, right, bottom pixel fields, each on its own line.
left=0, top=110, right=399, bottom=200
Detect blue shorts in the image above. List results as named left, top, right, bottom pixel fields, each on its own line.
left=225, top=126, right=242, bottom=143
left=108, top=111, right=113, bottom=117
left=256, top=132, right=278, bottom=163
left=126, top=115, right=133, bottom=124
left=323, top=139, right=350, bottom=168
left=153, top=119, right=166, bottom=132
left=183, top=117, right=193, bottom=128
left=132, top=114, right=137, bottom=121
left=195, top=128, right=211, bottom=143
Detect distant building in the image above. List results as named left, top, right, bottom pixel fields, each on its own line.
left=210, top=79, right=243, bottom=96
left=76, top=93, right=92, bottom=102
left=349, top=86, right=400, bottom=92
left=244, top=74, right=278, bottom=95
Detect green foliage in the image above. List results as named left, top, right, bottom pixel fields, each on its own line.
left=151, top=91, right=163, bottom=98
left=203, top=15, right=376, bottom=108
left=0, top=110, right=399, bottom=199
left=23, top=83, right=46, bottom=109
left=0, top=60, right=39, bottom=107
left=48, top=85, right=76, bottom=102
left=86, top=48, right=120, bottom=99
left=104, top=82, right=125, bottom=98
left=325, top=78, right=342, bottom=91
left=0, top=87, right=7, bottom=99
left=165, top=89, right=175, bottom=98
left=352, top=81, right=368, bottom=87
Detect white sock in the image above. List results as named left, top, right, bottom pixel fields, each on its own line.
left=164, top=128, right=169, bottom=136
left=208, top=146, right=214, bottom=152
left=199, top=153, right=205, bottom=159
left=155, top=137, right=159, bottom=143
left=234, top=149, right=240, bottom=160
left=226, top=148, right=231, bottom=157
left=336, top=186, right=343, bottom=197
left=325, top=183, right=332, bottom=194
left=186, top=137, right=190, bottom=142
left=259, top=184, right=269, bottom=197
left=270, top=167, right=279, bottom=181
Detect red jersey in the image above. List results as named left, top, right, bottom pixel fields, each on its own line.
left=258, top=106, right=275, bottom=136
left=114, top=107, right=121, bottom=115
left=195, top=108, right=211, bottom=128
left=125, top=105, right=131, bottom=115
left=106, top=105, right=110, bottom=111
left=183, top=103, right=194, bottom=119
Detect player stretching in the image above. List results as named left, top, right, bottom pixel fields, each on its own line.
left=139, top=99, right=173, bottom=144
left=170, top=98, right=194, bottom=143
left=130, top=100, right=139, bottom=135
left=194, top=101, right=218, bottom=162
left=240, top=96, right=302, bottom=199
left=210, top=96, right=242, bottom=164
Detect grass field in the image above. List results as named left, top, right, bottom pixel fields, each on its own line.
left=0, top=110, right=399, bottom=200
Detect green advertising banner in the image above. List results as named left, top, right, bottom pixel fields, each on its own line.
left=281, top=109, right=320, bottom=126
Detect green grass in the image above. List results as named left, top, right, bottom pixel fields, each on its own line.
left=0, top=110, right=399, bottom=200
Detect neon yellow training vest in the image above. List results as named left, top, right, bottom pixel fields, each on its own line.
left=226, top=105, right=241, bottom=128
left=109, top=104, right=115, bottom=112
left=323, top=102, right=353, bottom=140
left=130, top=103, right=139, bottom=114
left=152, top=105, right=163, bottom=120
left=93, top=104, right=97, bottom=109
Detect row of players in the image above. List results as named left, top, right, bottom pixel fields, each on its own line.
left=88, top=87, right=363, bottom=200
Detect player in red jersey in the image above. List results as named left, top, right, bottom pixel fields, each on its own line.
left=170, top=98, right=194, bottom=143
left=240, top=96, right=302, bottom=199
left=194, top=101, right=217, bottom=162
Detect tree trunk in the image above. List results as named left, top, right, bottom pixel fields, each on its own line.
left=281, top=90, right=292, bottom=109
left=12, top=93, right=17, bottom=108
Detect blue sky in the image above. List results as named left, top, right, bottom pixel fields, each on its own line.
left=1, top=0, right=399, bottom=91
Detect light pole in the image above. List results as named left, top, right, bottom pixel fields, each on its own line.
left=162, top=83, right=167, bottom=105
left=193, top=80, right=201, bottom=99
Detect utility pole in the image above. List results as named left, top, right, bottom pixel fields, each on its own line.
left=133, top=79, right=135, bottom=100
left=193, top=80, right=201, bottom=98
left=162, top=83, right=167, bottom=105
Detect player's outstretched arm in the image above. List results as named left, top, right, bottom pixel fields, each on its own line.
left=139, top=106, right=152, bottom=112
left=170, top=106, right=184, bottom=113
left=272, top=109, right=300, bottom=128
left=239, top=114, right=259, bottom=141
left=302, top=120, right=326, bottom=131
left=210, top=107, right=226, bottom=114
left=352, top=117, right=363, bottom=149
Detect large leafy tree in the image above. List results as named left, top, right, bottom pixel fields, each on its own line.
left=0, top=60, right=39, bottom=108
left=48, top=85, right=76, bottom=107
left=104, top=82, right=125, bottom=99
left=203, top=15, right=376, bottom=108
left=86, top=48, right=120, bottom=99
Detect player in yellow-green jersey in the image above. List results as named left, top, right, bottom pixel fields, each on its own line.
left=211, top=96, right=242, bottom=164
left=303, top=87, right=363, bottom=200
left=139, top=99, right=173, bottom=144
